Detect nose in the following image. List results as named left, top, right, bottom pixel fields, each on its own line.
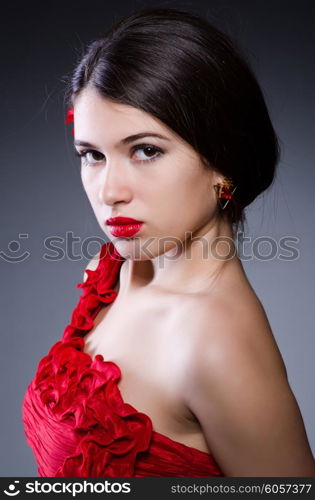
left=98, top=162, right=133, bottom=206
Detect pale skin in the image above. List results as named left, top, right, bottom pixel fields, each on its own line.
left=73, top=85, right=315, bottom=476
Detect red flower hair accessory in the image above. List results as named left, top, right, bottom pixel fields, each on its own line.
left=65, top=107, right=74, bottom=136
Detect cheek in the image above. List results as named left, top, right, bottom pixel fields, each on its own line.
left=148, top=166, right=215, bottom=219
left=181, top=169, right=215, bottom=210
left=162, top=175, right=215, bottom=232
left=80, top=169, right=89, bottom=192
left=81, top=174, right=100, bottom=208
left=81, top=169, right=96, bottom=192
left=158, top=171, right=212, bottom=213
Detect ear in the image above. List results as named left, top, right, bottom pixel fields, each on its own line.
left=209, top=171, right=225, bottom=190
left=213, top=170, right=226, bottom=184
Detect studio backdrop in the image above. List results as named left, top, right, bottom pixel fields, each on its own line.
left=0, top=0, right=314, bottom=475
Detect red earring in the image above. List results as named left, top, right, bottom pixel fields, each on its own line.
left=65, top=107, right=74, bottom=136
left=213, top=177, right=237, bottom=209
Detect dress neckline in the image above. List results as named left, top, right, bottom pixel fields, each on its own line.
left=63, top=241, right=214, bottom=460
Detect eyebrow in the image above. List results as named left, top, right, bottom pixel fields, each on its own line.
left=74, top=132, right=171, bottom=148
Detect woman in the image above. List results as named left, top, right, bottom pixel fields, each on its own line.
left=22, top=6, right=315, bottom=477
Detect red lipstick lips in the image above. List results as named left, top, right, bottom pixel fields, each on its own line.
left=105, top=217, right=144, bottom=237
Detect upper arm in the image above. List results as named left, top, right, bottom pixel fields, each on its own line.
left=83, top=249, right=101, bottom=282
left=187, top=308, right=315, bottom=477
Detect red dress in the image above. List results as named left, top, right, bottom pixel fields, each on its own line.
left=22, top=241, right=224, bottom=477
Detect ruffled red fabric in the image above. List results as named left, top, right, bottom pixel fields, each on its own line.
left=22, top=241, right=224, bottom=477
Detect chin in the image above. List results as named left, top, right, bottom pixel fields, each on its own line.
left=113, top=237, right=179, bottom=262
left=109, top=237, right=150, bottom=261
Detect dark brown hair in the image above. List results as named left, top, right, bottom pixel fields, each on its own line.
left=64, top=6, right=280, bottom=234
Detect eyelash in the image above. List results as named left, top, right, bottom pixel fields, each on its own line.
left=74, top=144, right=163, bottom=166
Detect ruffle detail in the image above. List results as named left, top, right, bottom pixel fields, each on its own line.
left=32, top=340, right=152, bottom=476
left=22, top=241, right=224, bottom=477
left=23, top=242, right=154, bottom=477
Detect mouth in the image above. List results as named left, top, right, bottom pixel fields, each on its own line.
left=105, top=217, right=143, bottom=225
left=105, top=217, right=144, bottom=238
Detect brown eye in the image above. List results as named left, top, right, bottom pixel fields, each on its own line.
left=132, top=144, right=163, bottom=163
left=75, top=149, right=105, bottom=166
left=85, top=151, right=104, bottom=163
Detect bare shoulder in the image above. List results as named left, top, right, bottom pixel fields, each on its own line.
left=189, top=288, right=288, bottom=380
left=83, top=248, right=102, bottom=281
left=182, top=290, right=315, bottom=476
left=174, top=285, right=285, bottom=375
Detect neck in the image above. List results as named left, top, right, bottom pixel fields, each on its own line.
left=117, top=215, right=245, bottom=296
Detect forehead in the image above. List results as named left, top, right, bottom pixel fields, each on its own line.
left=73, top=86, right=173, bottom=141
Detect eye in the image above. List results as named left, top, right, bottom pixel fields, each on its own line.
left=74, top=149, right=104, bottom=166
left=74, top=143, right=163, bottom=166
left=131, top=144, right=163, bottom=163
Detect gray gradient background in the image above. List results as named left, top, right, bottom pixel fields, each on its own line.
left=1, top=0, right=314, bottom=476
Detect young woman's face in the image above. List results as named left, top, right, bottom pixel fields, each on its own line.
left=73, top=86, right=221, bottom=260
